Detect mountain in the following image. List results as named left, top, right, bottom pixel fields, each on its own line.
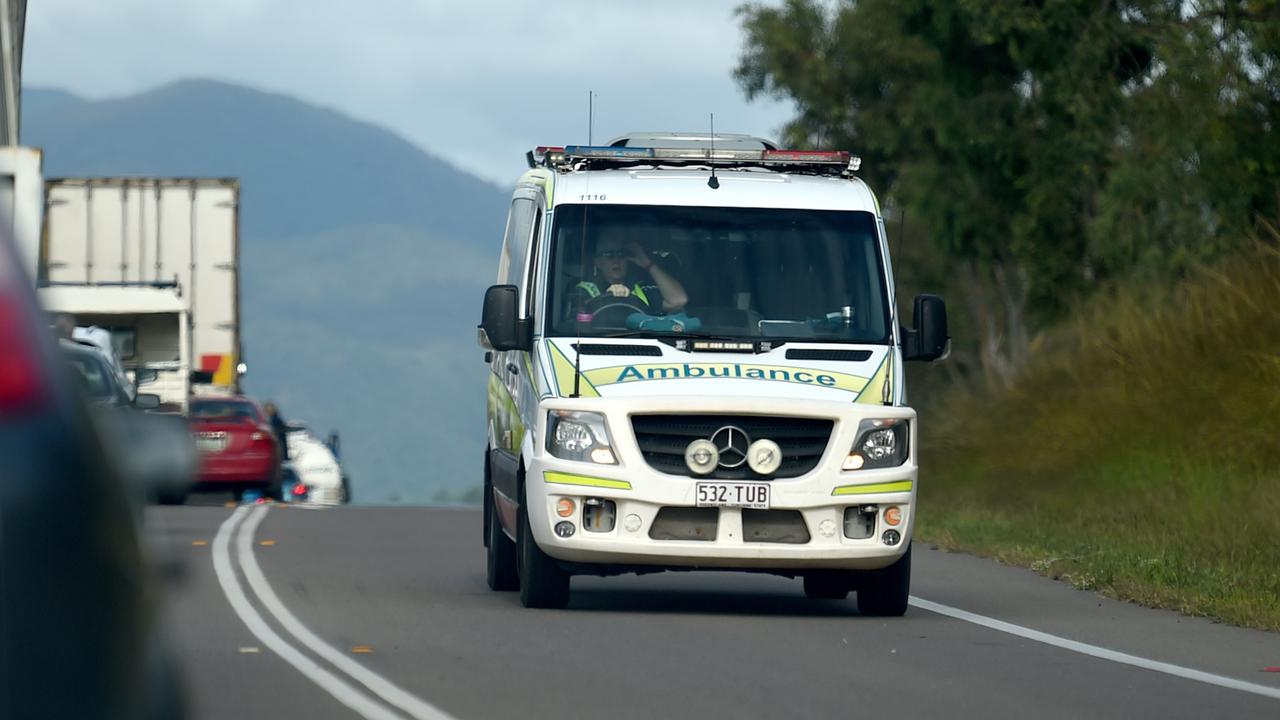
left=24, top=80, right=509, bottom=504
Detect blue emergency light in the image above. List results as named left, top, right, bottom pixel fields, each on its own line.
left=562, top=146, right=655, bottom=159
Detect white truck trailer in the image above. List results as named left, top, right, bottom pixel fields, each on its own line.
left=36, top=178, right=242, bottom=410
left=2, top=145, right=43, bottom=279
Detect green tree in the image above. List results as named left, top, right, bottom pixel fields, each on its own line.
left=1089, top=2, right=1280, bottom=277
left=736, top=0, right=1278, bottom=386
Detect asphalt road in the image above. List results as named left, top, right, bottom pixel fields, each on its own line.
left=143, top=503, right=1280, bottom=719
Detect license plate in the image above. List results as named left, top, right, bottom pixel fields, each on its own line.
left=196, top=435, right=227, bottom=453
left=695, top=482, right=770, bottom=509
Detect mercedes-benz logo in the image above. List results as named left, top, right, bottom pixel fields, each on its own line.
left=710, top=425, right=751, bottom=468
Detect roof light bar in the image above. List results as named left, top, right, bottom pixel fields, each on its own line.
left=538, top=145, right=863, bottom=174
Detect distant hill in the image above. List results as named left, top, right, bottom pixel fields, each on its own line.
left=24, top=80, right=509, bottom=504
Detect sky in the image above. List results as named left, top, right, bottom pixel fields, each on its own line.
left=24, top=0, right=796, bottom=185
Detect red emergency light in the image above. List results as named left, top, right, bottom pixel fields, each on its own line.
left=763, top=149, right=852, bottom=163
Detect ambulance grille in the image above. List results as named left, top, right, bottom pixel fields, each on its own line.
left=630, top=414, right=833, bottom=479
left=648, top=507, right=719, bottom=541
left=742, top=509, right=811, bottom=544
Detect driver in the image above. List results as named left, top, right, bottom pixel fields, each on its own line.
left=570, top=228, right=688, bottom=318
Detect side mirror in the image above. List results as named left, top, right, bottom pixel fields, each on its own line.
left=480, top=285, right=529, bottom=352
left=902, top=294, right=949, bottom=362
left=135, top=393, right=162, bottom=410
left=134, top=368, right=159, bottom=386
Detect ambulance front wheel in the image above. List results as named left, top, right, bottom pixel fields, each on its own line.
left=517, top=498, right=570, bottom=609
left=856, top=544, right=911, bottom=617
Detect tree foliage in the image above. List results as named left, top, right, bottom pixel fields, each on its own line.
left=737, top=0, right=1280, bottom=385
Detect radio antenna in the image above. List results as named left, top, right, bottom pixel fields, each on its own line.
left=588, top=91, right=596, bottom=145
left=707, top=113, right=720, bottom=189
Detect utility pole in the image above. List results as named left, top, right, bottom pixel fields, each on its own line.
left=0, top=0, right=25, bottom=145
left=0, top=0, right=41, bottom=283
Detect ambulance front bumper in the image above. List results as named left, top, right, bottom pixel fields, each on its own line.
left=526, top=396, right=917, bottom=571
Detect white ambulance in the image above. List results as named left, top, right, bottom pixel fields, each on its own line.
left=480, top=133, right=948, bottom=612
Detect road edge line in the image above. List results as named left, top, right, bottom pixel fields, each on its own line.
left=909, top=596, right=1280, bottom=701
left=212, top=506, right=405, bottom=720
left=237, top=505, right=456, bottom=720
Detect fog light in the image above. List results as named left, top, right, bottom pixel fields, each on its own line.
left=583, top=498, right=616, bottom=532
left=884, top=506, right=902, bottom=526
left=882, top=529, right=901, bottom=546
left=685, top=439, right=719, bottom=475
left=590, top=448, right=616, bottom=464
left=843, top=506, right=877, bottom=539
left=556, top=498, right=576, bottom=518
left=818, top=519, right=837, bottom=538
left=623, top=513, right=643, bottom=533
left=747, top=439, right=782, bottom=475
left=842, top=453, right=865, bottom=471
left=554, top=521, right=576, bottom=538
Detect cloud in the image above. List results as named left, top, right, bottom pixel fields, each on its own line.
left=24, top=0, right=794, bottom=183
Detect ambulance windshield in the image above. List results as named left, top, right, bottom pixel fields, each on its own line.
left=544, top=204, right=891, bottom=343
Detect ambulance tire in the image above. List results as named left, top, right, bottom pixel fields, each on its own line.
left=856, top=545, right=911, bottom=617
left=802, top=571, right=850, bottom=600
left=482, top=452, right=492, bottom=548
left=517, top=500, right=570, bottom=609
left=486, top=496, right=518, bottom=591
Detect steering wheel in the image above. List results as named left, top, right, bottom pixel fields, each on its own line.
left=585, top=296, right=651, bottom=327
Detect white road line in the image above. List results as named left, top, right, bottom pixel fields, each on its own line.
left=237, top=505, right=457, bottom=720
left=909, top=596, right=1280, bottom=702
left=212, top=507, right=405, bottom=720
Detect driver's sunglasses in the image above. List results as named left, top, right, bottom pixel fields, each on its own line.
left=596, top=249, right=628, bottom=259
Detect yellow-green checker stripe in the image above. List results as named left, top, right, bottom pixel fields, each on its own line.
left=832, top=480, right=913, bottom=496
left=544, top=471, right=632, bottom=491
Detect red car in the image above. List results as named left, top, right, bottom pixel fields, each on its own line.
left=189, top=396, right=282, bottom=499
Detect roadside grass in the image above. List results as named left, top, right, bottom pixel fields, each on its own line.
left=916, top=242, right=1280, bottom=631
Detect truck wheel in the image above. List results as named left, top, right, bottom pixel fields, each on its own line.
left=856, top=545, right=911, bottom=617
left=517, top=500, right=570, bottom=609
left=486, top=497, right=518, bottom=591
left=803, top=571, right=850, bottom=600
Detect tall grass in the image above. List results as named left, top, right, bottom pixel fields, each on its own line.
left=917, top=242, right=1280, bottom=630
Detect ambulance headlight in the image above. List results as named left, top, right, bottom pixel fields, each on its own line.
left=844, top=419, right=908, bottom=470
left=547, top=411, right=617, bottom=465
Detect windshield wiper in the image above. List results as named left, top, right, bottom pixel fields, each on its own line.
left=601, top=330, right=747, bottom=342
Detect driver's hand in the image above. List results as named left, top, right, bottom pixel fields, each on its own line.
left=627, top=244, right=653, bottom=269
left=605, top=283, right=631, bottom=297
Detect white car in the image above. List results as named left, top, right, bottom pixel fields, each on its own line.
left=285, top=423, right=348, bottom=505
